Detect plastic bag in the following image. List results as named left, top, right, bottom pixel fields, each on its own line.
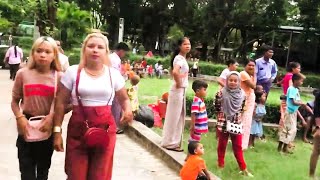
left=135, top=105, right=154, bottom=128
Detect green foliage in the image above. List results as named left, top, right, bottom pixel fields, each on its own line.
left=167, top=24, right=184, bottom=42
left=185, top=96, right=281, bottom=124
left=15, top=36, right=33, bottom=50
left=66, top=48, right=81, bottom=65
left=303, top=74, right=320, bottom=89
left=56, top=1, right=92, bottom=48
left=0, top=18, right=13, bottom=32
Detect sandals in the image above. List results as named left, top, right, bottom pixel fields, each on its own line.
left=116, top=129, right=124, bottom=134
left=304, top=139, right=314, bottom=144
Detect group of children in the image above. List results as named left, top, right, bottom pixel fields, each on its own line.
left=180, top=60, right=314, bottom=179
left=181, top=72, right=257, bottom=179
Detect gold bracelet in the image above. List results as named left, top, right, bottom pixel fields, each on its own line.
left=15, top=114, right=25, bottom=120
left=53, top=126, right=62, bottom=133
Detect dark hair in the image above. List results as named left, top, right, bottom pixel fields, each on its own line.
left=292, top=73, right=305, bottom=82
left=246, top=59, right=256, bottom=65
left=314, top=90, right=320, bottom=117
left=188, top=141, right=200, bottom=155
left=115, top=42, right=129, bottom=51
left=14, top=45, right=18, bottom=58
left=192, top=80, right=208, bottom=93
left=226, top=59, right=237, bottom=67
left=170, top=37, right=189, bottom=69
left=313, top=89, right=319, bottom=96
left=260, top=45, right=273, bottom=53
left=286, top=62, right=300, bottom=72
left=255, top=91, right=264, bottom=103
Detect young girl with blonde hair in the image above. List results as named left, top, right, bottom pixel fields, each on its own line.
left=11, top=36, right=62, bottom=180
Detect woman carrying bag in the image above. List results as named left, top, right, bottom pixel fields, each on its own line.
left=53, top=32, right=132, bottom=180
left=11, top=36, right=62, bottom=180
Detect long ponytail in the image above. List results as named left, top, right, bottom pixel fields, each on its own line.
left=170, top=48, right=180, bottom=69
left=14, top=45, right=17, bottom=58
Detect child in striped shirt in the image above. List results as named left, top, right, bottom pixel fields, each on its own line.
left=190, top=80, right=209, bottom=142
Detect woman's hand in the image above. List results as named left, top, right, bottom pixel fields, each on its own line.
left=53, top=133, right=64, bottom=152
left=16, top=117, right=29, bottom=136
left=39, top=114, right=53, bottom=132
left=120, top=110, right=133, bottom=126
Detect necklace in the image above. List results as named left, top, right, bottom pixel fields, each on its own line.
left=85, top=66, right=105, bottom=77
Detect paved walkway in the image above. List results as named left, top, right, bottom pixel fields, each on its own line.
left=0, top=69, right=179, bottom=180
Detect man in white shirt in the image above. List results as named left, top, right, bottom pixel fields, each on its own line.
left=109, top=42, right=129, bottom=134
left=56, top=40, right=69, bottom=72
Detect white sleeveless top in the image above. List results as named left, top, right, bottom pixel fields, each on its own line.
left=61, top=65, right=125, bottom=106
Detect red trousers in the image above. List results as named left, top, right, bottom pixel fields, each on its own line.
left=65, top=106, right=116, bottom=180
left=217, top=130, right=246, bottom=170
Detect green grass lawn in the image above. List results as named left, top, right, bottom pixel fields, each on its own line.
left=132, top=77, right=312, bottom=106
left=138, top=77, right=315, bottom=180
left=152, top=127, right=314, bottom=180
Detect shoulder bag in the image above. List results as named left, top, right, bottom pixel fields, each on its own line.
left=75, top=67, right=113, bottom=149
left=24, top=71, right=57, bottom=142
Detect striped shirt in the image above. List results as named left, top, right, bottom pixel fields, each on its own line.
left=191, top=96, right=208, bottom=133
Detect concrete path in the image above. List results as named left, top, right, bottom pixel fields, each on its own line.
left=0, top=69, right=179, bottom=180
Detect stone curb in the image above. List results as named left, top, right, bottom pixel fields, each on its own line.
left=125, top=120, right=220, bottom=180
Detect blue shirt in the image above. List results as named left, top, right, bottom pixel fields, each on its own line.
left=255, top=57, right=278, bottom=82
left=286, top=86, right=301, bottom=113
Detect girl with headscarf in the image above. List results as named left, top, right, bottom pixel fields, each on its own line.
left=214, top=71, right=253, bottom=177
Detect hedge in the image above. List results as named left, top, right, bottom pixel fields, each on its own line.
left=129, top=54, right=320, bottom=89
left=67, top=51, right=320, bottom=89
left=185, top=96, right=280, bottom=124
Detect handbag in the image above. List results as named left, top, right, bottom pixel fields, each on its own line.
left=75, top=67, right=113, bottom=149
left=226, top=113, right=243, bottom=135
left=24, top=71, right=57, bottom=142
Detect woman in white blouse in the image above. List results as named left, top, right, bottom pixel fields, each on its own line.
left=53, top=32, right=132, bottom=180
left=161, top=37, right=191, bottom=152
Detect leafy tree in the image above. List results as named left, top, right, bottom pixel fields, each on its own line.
left=167, top=24, right=184, bottom=42
left=56, top=1, right=91, bottom=48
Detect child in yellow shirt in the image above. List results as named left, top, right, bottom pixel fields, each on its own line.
left=127, top=75, right=140, bottom=115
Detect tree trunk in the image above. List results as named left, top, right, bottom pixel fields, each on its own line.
left=239, top=28, right=248, bottom=63
left=200, top=41, right=208, bottom=61
left=47, top=0, right=58, bottom=31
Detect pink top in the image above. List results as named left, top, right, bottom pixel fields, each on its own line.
left=5, top=46, right=23, bottom=64
left=282, top=72, right=293, bottom=95
left=240, top=71, right=254, bottom=96
left=12, top=68, right=62, bottom=116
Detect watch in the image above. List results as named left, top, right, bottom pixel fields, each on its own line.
left=53, top=126, right=62, bottom=133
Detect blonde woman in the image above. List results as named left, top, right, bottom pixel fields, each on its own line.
left=53, top=33, right=132, bottom=180
left=11, top=36, right=62, bottom=180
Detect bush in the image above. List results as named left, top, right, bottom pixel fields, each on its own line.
left=66, top=48, right=81, bottom=65
left=15, top=36, right=33, bottom=50
left=185, top=96, right=280, bottom=124
left=303, top=74, right=320, bottom=89
left=129, top=54, right=319, bottom=89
